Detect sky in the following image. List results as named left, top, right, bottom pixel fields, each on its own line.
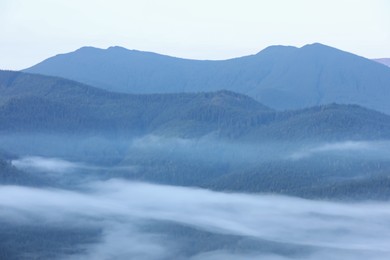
left=0, top=0, right=389, bottom=70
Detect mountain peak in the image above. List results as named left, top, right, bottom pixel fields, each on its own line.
left=300, top=42, right=342, bottom=53
left=74, top=46, right=102, bottom=52
left=256, top=45, right=297, bottom=55
left=106, top=46, right=131, bottom=52
left=302, top=42, right=328, bottom=48
left=74, top=46, right=132, bottom=54
left=107, top=45, right=125, bottom=49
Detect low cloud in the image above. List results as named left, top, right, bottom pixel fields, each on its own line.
left=130, top=135, right=290, bottom=163
left=11, top=156, right=84, bottom=173
left=11, top=156, right=137, bottom=174
left=288, top=140, right=390, bottom=160
left=0, top=180, right=390, bottom=259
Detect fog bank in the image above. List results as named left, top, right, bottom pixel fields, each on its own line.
left=1, top=180, right=390, bottom=259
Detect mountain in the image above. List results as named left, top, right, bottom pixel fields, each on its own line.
left=0, top=70, right=272, bottom=137
left=373, top=58, right=390, bottom=67
left=24, top=43, right=390, bottom=114
left=2, top=70, right=390, bottom=201
left=2, top=70, right=390, bottom=141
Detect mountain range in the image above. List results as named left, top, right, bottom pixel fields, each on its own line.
left=2, top=70, right=390, bottom=200
left=2, top=44, right=390, bottom=202
left=2, top=70, right=390, bottom=141
left=24, top=43, right=390, bottom=114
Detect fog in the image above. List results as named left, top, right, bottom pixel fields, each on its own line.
left=11, top=156, right=87, bottom=173
left=11, top=156, right=137, bottom=174
left=1, top=179, right=390, bottom=259
left=3, top=134, right=390, bottom=167
left=129, top=134, right=290, bottom=163
left=127, top=136, right=390, bottom=163
left=288, top=140, right=390, bottom=160
left=2, top=134, right=390, bottom=258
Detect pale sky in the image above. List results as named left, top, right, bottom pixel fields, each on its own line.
left=1, top=0, right=389, bottom=70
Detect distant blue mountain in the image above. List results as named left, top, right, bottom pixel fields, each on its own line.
left=24, top=43, right=390, bottom=114
left=373, top=58, right=390, bottom=67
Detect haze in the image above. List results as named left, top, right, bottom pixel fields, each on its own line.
left=1, top=1, right=390, bottom=258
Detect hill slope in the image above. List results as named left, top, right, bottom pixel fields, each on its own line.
left=2, top=70, right=390, bottom=200
left=0, top=70, right=271, bottom=137
left=24, top=43, right=390, bottom=114
left=2, top=70, right=390, bottom=141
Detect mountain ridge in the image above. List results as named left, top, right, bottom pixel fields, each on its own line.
left=2, top=70, right=390, bottom=202
left=24, top=43, right=390, bottom=114
left=2, top=70, right=390, bottom=141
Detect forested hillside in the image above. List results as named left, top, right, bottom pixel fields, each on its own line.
left=1, top=69, right=390, bottom=201
left=2, top=70, right=390, bottom=141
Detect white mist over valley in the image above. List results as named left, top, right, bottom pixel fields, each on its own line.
left=1, top=1, right=390, bottom=259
